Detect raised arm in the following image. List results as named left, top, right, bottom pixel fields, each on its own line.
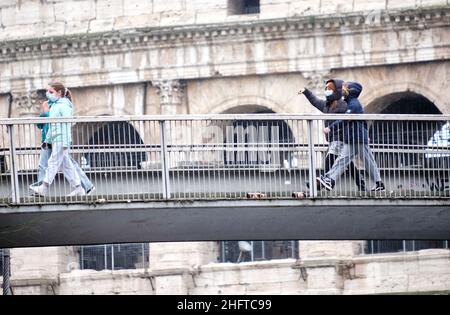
left=299, top=88, right=326, bottom=112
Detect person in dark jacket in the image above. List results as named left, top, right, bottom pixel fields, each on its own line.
left=328, top=82, right=368, bottom=144
left=317, top=81, right=385, bottom=192
left=299, top=79, right=366, bottom=191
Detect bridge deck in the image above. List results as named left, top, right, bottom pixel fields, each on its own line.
left=0, top=115, right=449, bottom=247
left=1, top=198, right=449, bottom=248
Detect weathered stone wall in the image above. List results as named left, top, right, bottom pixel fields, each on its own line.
left=1, top=0, right=448, bottom=41
left=71, top=83, right=147, bottom=116
left=14, top=248, right=447, bottom=295
left=10, top=246, right=79, bottom=279
left=344, top=249, right=450, bottom=294
left=332, top=61, right=450, bottom=114
left=150, top=242, right=219, bottom=270
left=0, top=94, right=10, bottom=117
left=1, top=4, right=449, bottom=123
left=2, top=0, right=450, bottom=295
left=58, top=269, right=155, bottom=295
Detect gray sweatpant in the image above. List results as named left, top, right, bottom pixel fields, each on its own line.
left=43, top=143, right=81, bottom=187
left=325, top=143, right=382, bottom=183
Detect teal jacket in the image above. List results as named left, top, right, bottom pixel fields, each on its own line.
left=37, top=99, right=56, bottom=143
left=44, top=97, right=73, bottom=147
left=37, top=111, right=50, bottom=143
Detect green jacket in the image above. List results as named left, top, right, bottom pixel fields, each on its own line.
left=37, top=111, right=50, bottom=143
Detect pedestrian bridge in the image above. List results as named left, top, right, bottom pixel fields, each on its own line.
left=1, top=114, right=449, bottom=247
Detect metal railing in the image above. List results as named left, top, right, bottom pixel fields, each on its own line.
left=364, top=240, right=450, bottom=254
left=220, top=240, right=299, bottom=263
left=0, top=249, right=3, bottom=276
left=79, top=243, right=149, bottom=271
left=0, top=114, right=449, bottom=205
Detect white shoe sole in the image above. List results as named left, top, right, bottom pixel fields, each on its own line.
left=316, top=177, right=333, bottom=191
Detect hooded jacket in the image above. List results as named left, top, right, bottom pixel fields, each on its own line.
left=44, top=97, right=74, bottom=147
left=329, top=82, right=368, bottom=144
left=303, top=79, right=348, bottom=143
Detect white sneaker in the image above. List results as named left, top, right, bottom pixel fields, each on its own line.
left=29, top=184, right=48, bottom=196
left=68, top=186, right=86, bottom=196
left=86, top=186, right=96, bottom=195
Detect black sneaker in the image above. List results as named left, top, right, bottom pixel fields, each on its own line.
left=316, top=175, right=335, bottom=191
left=306, top=181, right=321, bottom=191
left=371, top=181, right=385, bottom=192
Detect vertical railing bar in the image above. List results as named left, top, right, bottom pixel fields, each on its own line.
left=406, top=121, right=412, bottom=198
left=389, top=120, right=394, bottom=198
left=8, top=125, right=20, bottom=204
left=122, top=121, right=130, bottom=201
left=266, top=120, right=271, bottom=197
left=435, top=121, right=441, bottom=198
left=104, top=245, right=107, bottom=270
left=160, top=120, right=170, bottom=199
left=307, top=120, right=317, bottom=198
left=111, top=244, right=115, bottom=271
left=127, top=121, right=135, bottom=201
left=413, top=120, right=419, bottom=198
left=103, top=122, right=112, bottom=200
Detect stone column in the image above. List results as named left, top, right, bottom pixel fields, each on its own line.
left=153, top=79, right=188, bottom=168
left=302, top=71, right=331, bottom=97
left=10, top=90, right=45, bottom=170
left=153, top=79, right=187, bottom=115
left=11, top=90, right=42, bottom=118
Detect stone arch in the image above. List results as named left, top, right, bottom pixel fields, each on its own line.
left=361, top=81, right=445, bottom=114
left=211, top=96, right=286, bottom=114
left=84, top=121, right=146, bottom=169
left=364, top=88, right=445, bottom=169
left=362, top=86, right=450, bottom=253
left=366, top=91, right=441, bottom=115
left=71, top=119, right=147, bottom=169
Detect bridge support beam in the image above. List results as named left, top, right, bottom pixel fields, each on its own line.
left=0, top=199, right=449, bottom=248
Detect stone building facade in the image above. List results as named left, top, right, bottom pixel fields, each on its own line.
left=1, top=0, right=450, bottom=294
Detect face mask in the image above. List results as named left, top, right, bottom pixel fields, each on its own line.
left=46, top=91, right=59, bottom=102
left=324, top=89, right=334, bottom=97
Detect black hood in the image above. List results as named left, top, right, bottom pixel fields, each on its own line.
left=325, top=79, right=344, bottom=101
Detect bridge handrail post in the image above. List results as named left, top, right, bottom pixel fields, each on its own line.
left=307, top=119, right=317, bottom=198
left=7, top=125, right=20, bottom=204
left=160, top=120, right=171, bottom=199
